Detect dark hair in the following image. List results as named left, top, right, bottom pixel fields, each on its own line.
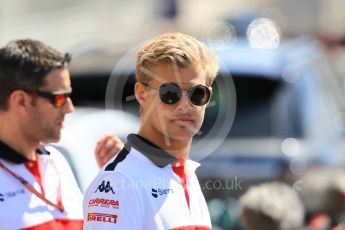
left=0, top=39, right=71, bottom=110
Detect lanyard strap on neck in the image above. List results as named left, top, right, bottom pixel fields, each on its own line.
left=0, top=161, right=64, bottom=212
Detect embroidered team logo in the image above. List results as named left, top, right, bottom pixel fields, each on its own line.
left=95, top=180, right=115, bottom=194
left=151, top=188, right=174, bottom=198
left=88, top=198, right=119, bottom=209
left=87, top=212, right=117, bottom=224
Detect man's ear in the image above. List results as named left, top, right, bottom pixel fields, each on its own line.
left=134, top=82, right=146, bottom=106
left=9, top=90, right=32, bottom=113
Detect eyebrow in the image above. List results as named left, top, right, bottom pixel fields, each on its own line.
left=44, top=88, right=72, bottom=95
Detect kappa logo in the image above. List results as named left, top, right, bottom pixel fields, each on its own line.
left=95, top=180, right=115, bottom=194
left=151, top=188, right=174, bottom=198
left=87, top=212, right=117, bottom=224
left=0, top=193, right=4, bottom=202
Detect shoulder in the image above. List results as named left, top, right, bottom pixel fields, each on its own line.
left=102, top=146, right=155, bottom=179
left=84, top=146, right=154, bottom=200
left=44, top=145, right=68, bottom=162
left=43, top=145, right=79, bottom=184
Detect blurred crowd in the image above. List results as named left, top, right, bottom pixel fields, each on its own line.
left=210, top=166, right=345, bottom=230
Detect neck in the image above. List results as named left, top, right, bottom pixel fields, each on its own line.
left=0, top=114, right=38, bottom=161
left=138, top=129, right=192, bottom=159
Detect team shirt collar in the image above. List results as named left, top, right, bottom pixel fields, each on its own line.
left=0, top=140, right=50, bottom=164
left=127, top=134, right=177, bottom=168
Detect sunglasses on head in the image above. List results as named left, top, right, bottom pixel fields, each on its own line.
left=24, top=88, right=72, bottom=108
left=141, top=82, right=212, bottom=106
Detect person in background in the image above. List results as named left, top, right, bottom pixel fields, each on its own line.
left=299, top=167, right=345, bottom=230
left=238, top=182, right=305, bottom=230
left=83, top=32, right=219, bottom=229
left=0, top=39, right=119, bottom=230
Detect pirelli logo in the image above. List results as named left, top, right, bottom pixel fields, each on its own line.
left=87, top=212, right=117, bottom=224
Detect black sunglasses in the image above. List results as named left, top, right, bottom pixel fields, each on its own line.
left=141, top=82, right=212, bottom=106
left=25, top=88, right=72, bottom=108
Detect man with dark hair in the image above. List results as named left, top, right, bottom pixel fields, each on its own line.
left=0, top=39, right=119, bottom=229
left=0, top=39, right=71, bottom=111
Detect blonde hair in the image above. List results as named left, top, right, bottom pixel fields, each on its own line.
left=136, top=32, right=219, bottom=87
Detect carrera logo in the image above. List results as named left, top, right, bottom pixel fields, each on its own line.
left=87, top=213, right=117, bottom=224
left=95, top=180, right=115, bottom=194
left=88, top=198, right=119, bottom=209
left=151, top=188, right=174, bottom=198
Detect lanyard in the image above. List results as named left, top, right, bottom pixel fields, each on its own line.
left=0, top=161, right=64, bottom=212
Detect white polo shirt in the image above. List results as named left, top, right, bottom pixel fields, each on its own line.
left=0, top=141, right=83, bottom=230
left=83, top=134, right=211, bottom=230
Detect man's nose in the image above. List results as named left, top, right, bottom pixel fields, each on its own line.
left=176, top=91, right=193, bottom=112
left=62, top=97, right=74, bottom=114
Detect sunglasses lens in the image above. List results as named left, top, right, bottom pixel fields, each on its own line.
left=159, top=83, right=181, bottom=104
left=54, top=94, right=68, bottom=108
left=189, top=85, right=211, bottom=106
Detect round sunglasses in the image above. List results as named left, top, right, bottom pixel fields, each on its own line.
left=141, top=82, right=212, bottom=106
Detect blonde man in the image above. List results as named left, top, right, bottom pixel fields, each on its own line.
left=83, top=32, right=219, bottom=229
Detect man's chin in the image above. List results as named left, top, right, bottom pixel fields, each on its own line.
left=169, top=130, right=195, bottom=142
left=41, top=134, right=61, bottom=144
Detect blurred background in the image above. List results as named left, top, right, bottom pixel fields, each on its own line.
left=2, top=0, right=345, bottom=229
